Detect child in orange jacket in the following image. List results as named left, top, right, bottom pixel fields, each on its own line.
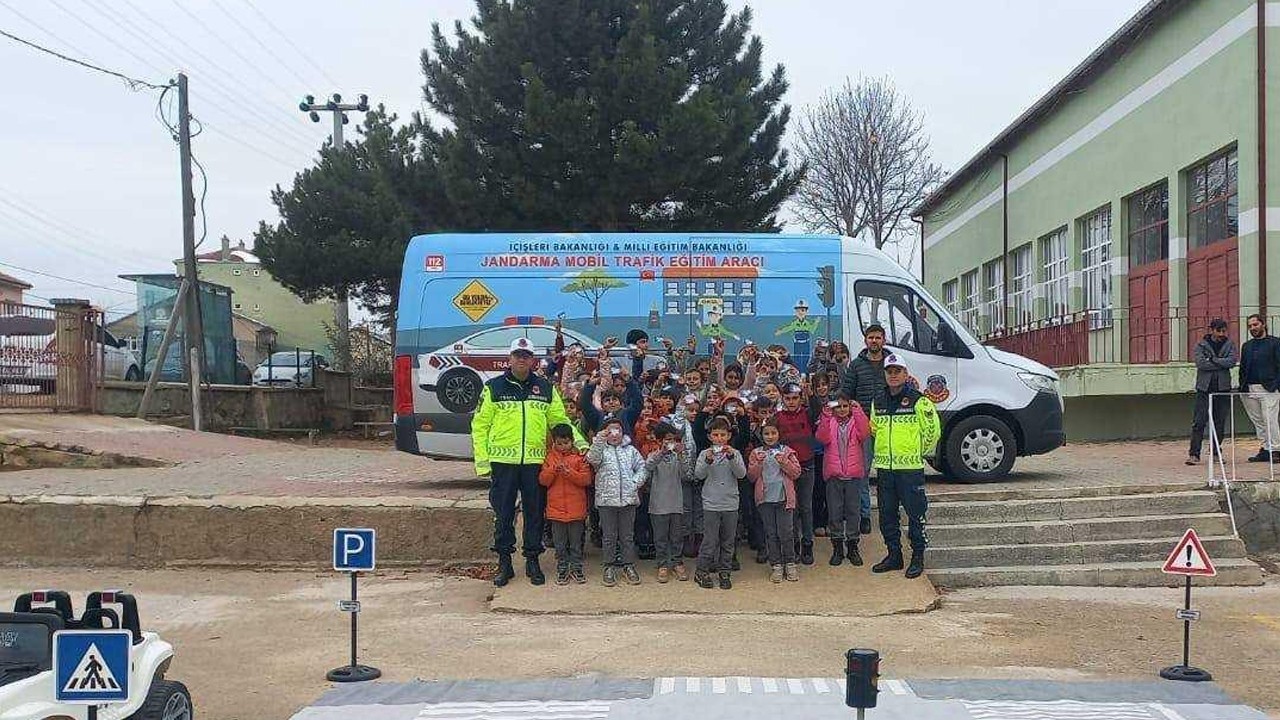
left=539, top=424, right=593, bottom=585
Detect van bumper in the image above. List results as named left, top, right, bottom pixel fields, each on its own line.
left=1013, top=390, right=1067, bottom=456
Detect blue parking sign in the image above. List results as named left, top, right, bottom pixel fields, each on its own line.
left=333, top=528, right=377, bottom=571
left=54, top=630, right=131, bottom=704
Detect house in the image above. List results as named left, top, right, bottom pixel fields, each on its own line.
left=0, top=270, right=32, bottom=308
left=914, top=0, right=1276, bottom=440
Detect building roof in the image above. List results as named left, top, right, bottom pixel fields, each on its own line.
left=0, top=270, right=33, bottom=290
left=912, top=0, right=1183, bottom=218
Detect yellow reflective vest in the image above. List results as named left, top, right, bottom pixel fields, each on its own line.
left=471, top=371, right=570, bottom=476
left=870, top=386, right=941, bottom=471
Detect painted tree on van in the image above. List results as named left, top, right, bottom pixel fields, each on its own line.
left=561, top=270, right=629, bottom=325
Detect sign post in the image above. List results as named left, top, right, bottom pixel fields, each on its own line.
left=328, top=528, right=381, bottom=683
left=54, top=629, right=131, bottom=719
left=1159, top=528, right=1216, bottom=682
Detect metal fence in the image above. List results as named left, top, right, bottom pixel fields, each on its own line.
left=0, top=302, right=100, bottom=411
left=981, top=309, right=1279, bottom=369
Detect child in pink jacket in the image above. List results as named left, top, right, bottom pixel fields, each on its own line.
left=815, top=394, right=871, bottom=567
left=747, top=421, right=803, bottom=582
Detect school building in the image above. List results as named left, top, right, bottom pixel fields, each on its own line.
left=915, top=0, right=1279, bottom=440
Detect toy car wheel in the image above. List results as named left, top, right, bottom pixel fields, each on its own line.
left=437, top=369, right=482, bottom=413
left=131, top=678, right=192, bottom=720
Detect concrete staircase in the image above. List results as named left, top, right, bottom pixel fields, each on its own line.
left=922, top=482, right=1265, bottom=588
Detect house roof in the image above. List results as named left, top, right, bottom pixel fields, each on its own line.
left=912, top=0, right=1183, bottom=218
left=0, top=270, right=33, bottom=290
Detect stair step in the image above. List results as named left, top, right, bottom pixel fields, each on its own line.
left=930, top=481, right=1204, bottom=503
left=926, top=513, right=1234, bottom=546
left=926, top=535, right=1247, bottom=569
left=928, top=491, right=1220, bottom=525
left=927, top=558, right=1264, bottom=588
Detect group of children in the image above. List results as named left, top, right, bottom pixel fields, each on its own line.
left=534, top=326, right=875, bottom=590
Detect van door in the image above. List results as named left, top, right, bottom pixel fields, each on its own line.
left=851, top=279, right=960, bottom=414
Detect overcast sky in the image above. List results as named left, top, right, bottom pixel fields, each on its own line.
left=0, top=0, right=1147, bottom=319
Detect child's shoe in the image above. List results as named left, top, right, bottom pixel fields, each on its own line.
left=718, top=572, right=733, bottom=590
left=657, top=566, right=670, bottom=584
left=603, top=566, right=619, bottom=587
left=784, top=563, right=799, bottom=582
left=769, top=564, right=784, bottom=583
left=674, top=563, right=689, bottom=582
left=755, top=547, right=768, bottom=564
left=570, top=567, right=587, bottom=584
left=555, top=567, right=570, bottom=585
left=695, top=571, right=715, bottom=589
left=622, top=564, right=641, bottom=585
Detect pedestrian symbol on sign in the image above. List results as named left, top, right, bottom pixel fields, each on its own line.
left=63, top=643, right=121, bottom=692
left=53, top=629, right=131, bottom=704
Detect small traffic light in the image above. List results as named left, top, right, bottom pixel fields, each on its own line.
left=816, top=264, right=836, bottom=308
left=845, top=648, right=880, bottom=709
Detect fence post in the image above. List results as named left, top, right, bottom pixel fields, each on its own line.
left=50, top=298, right=91, bottom=412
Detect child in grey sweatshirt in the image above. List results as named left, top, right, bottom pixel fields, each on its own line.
left=645, top=421, right=692, bottom=583
left=694, top=418, right=747, bottom=589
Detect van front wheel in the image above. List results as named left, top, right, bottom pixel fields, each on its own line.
left=944, top=415, right=1016, bottom=482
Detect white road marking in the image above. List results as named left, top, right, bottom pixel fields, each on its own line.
left=810, top=677, right=830, bottom=694
left=762, top=677, right=779, bottom=693
left=1149, top=704, right=1188, bottom=720
left=735, top=676, right=752, bottom=693
left=785, top=678, right=804, bottom=694
left=884, top=679, right=907, bottom=695
left=685, top=677, right=700, bottom=693
left=658, top=677, right=675, bottom=695
left=415, top=700, right=610, bottom=719
left=963, top=700, right=1163, bottom=720
left=711, top=677, right=726, bottom=694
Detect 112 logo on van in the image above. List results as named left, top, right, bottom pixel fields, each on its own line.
left=425, top=255, right=446, bottom=272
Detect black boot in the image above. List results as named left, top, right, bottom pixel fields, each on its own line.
left=860, top=517, right=873, bottom=535
left=828, top=538, right=845, bottom=566
left=494, top=553, right=515, bottom=587
left=846, top=539, right=863, bottom=566
left=525, top=556, right=545, bottom=586
left=800, top=539, right=815, bottom=566
left=905, top=550, right=925, bottom=579
left=872, top=550, right=904, bottom=574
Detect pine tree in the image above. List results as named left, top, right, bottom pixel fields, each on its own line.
left=423, top=0, right=802, bottom=232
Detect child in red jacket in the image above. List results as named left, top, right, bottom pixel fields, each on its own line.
left=815, top=394, right=871, bottom=567
left=747, top=421, right=803, bottom=583
left=539, top=424, right=593, bottom=585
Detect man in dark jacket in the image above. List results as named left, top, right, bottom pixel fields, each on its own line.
left=1187, top=319, right=1238, bottom=465
left=1239, top=313, right=1280, bottom=463
left=838, top=324, right=888, bottom=534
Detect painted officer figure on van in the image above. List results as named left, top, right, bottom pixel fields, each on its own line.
left=472, top=337, right=572, bottom=587
left=775, top=299, right=821, bottom=372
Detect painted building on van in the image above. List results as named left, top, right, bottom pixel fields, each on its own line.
left=914, top=0, right=1278, bottom=440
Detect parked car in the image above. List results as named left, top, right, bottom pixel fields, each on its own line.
left=0, top=314, right=141, bottom=393
left=253, top=350, right=328, bottom=387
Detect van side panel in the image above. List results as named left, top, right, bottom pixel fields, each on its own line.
left=395, top=233, right=844, bottom=458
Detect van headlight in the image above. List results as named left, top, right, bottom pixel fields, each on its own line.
left=1018, top=372, right=1057, bottom=394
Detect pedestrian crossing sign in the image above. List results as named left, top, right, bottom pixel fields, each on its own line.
left=53, top=630, right=131, bottom=704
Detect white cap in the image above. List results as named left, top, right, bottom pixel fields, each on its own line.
left=509, top=337, right=535, bottom=355
left=884, top=353, right=908, bottom=371
left=794, top=299, right=809, bottom=310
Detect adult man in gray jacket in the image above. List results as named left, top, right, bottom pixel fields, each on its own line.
left=1187, top=318, right=1237, bottom=465
left=839, top=324, right=888, bottom=532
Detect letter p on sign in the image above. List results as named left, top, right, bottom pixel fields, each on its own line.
left=333, top=528, right=377, bottom=572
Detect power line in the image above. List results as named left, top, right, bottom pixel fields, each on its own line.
left=0, top=26, right=169, bottom=91
left=208, top=0, right=314, bottom=89
left=0, top=260, right=137, bottom=297
left=0, top=192, right=173, bottom=268
left=235, top=0, right=339, bottom=87
left=167, top=0, right=301, bottom=103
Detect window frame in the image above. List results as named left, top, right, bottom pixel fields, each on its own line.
left=1126, top=181, right=1170, bottom=268
left=982, top=257, right=1005, bottom=334
left=959, top=269, right=980, bottom=335
left=1080, top=205, right=1113, bottom=330
left=1039, top=227, right=1069, bottom=319
left=1009, top=243, right=1034, bottom=328
left=1186, top=149, right=1238, bottom=250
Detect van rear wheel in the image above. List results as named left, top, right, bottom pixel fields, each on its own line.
left=944, top=415, right=1016, bottom=482
left=437, top=369, right=483, bottom=413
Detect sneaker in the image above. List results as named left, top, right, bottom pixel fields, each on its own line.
left=622, top=564, right=641, bottom=585
left=603, top=566, right=619, bottom=587
left=555, top=567, right=570, bottom=585
left=570, top=568, right=587, bottom=584
left=657, top=566, right=670, bottom=584
left=718, top=572, right=733, bottom=590
left=1185, top=455, right=1200, bottom=466
left=695, top=571, right=715, bottom=589
left=783, top=563, right=799, bottom=582
left=674, top=563, right=690, bottom=582
left=1247, top=448, right=1270, bottom=463
left=770, top=564, right=784, bottom=583
left=860, top=517, right=873, bottom=535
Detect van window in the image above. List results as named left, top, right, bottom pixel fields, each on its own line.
left=854, top=280, right=948, bottom=356
left=466, top=327, right=526, bottom=349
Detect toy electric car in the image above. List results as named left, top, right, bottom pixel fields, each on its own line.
left=0, top=590, right=192, bottom=719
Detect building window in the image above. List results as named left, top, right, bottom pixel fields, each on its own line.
left=665, top=300, right=679, bottom=314
left=740, top=281, right=754, bottom=296
left=942, top=279, right=958, bottom=317
left=685, top=300, right=697, bottom=314
left=959, top=269, right=980, bottom=334
left=740, top=300, right=754, bottom=315
left=982, top=258, right=1004, bottom=333
left=1010, top=244, right=1033, bottom=327
left=665, top=281, right=679, bottom=296
left=1127, top=182, right=1169, bottom=268
left=1187, top=149, right=1238, bottom=249
left=684, top=281, right=696, bottom=296
left=702, top=281, right=716, bottom=295
left=1040, top=227, right=1069, bottom=318
left=1080, top=206, right=1113, bottom=329
left=721, top=281, right=736, bottom=296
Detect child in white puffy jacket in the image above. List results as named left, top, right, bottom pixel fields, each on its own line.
left=586, top=415, right=646, bottom=586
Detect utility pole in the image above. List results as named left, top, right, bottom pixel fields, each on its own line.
left=298, top=92, right=371, bottom=372
left=178, top=73, right=205, bottom=430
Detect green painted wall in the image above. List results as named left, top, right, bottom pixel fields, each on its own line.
left=179, top=262, right=336, bottom=356
left=1064, top=392, right=1254, bottom=442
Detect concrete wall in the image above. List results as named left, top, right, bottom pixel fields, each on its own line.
left=101, top=381, right=326, bottom=431
left=1064, top=393, right=1254, bottom=442
left=1227, top=482, right=1280, bottom=553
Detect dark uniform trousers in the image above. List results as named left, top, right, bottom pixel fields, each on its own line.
left=489, top=462, right=546, bottom=558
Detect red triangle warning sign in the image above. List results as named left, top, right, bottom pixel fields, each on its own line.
left=1162, top=528, right=1217, bottom=577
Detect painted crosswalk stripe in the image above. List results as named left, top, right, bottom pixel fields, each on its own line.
left=711, top=677, right=726, bottom=694
left=415, top=700, right=610, bottom=719
left=810, top=678, right=831, bottom=694
left=762, top=677, right=779, bottom=693
left=963, top=700, right=1162, bottom=720
left=785, top=678, right=805, bottom=694
left=685, top=677, right=700, bottom=693
left=884, top=679, right=907, bottom=695
left=1149, top=704, right=1188, bottom=720
left=658, top=677, right=675, bottom=695
left=735, top=676, right=752, bottom=693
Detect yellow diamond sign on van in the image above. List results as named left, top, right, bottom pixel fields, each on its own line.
left=453, top=279, right=499, bottom=323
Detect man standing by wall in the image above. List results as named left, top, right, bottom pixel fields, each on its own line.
left=839, top=324, right=888, bottom=534
left=473, top=337, right=571, bottom=587
left=1187, top=318, right=1237, bottom=465
left=1239, top=314, right=1280, bottom=463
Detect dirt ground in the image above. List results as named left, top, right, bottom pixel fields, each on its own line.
left=2, top=567, right=1277, bottom=720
